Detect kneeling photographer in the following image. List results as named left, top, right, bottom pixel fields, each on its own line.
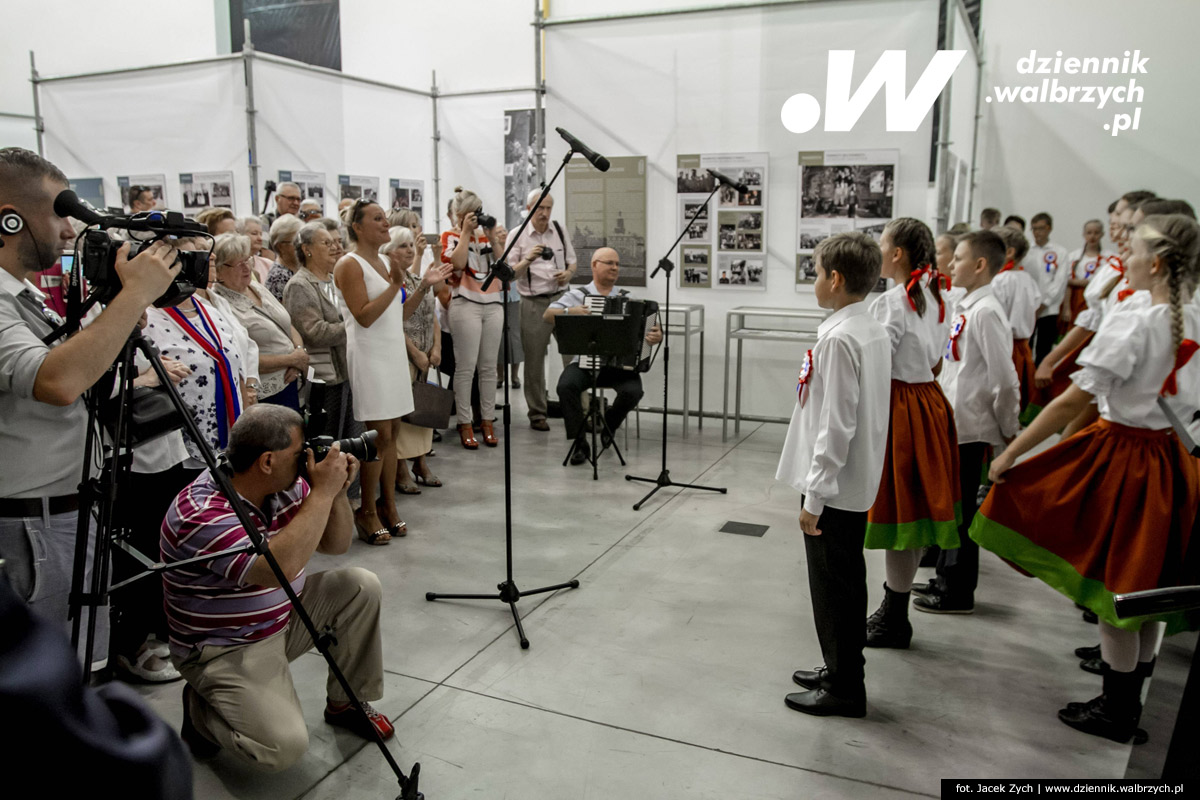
left=161, top=404, right=390, bottom=770
left=0, top=147, right=180, bottom=652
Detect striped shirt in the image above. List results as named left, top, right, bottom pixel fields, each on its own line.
left=161, top=469, right=309, bottom=658
left=441, top=230, right=502, bottom=304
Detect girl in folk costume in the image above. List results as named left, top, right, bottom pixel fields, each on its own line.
left=934, top=232, right=967, bottom=323
left=862, top=218, right=960, bottom=648
left=970, top=214, right=1200, bottom=743
left=1061, top=220, right=1110, bottom=331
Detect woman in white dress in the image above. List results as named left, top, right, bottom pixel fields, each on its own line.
left=335, top=199, right=450, bottom=544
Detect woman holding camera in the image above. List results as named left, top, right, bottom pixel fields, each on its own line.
left=336, top=200, right=449, bottom=544
left=441, top=187, right=507, bottom=449
left=211, top=233, right=309, bottom=411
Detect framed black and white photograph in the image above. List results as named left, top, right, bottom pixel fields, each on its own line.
left=180, top=171, right=234, bottom=214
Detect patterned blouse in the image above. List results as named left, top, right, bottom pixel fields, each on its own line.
left=402, top=270, right=437, bottom=353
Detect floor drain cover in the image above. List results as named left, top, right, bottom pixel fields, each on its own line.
left=720, top=521, right=768, bottom=537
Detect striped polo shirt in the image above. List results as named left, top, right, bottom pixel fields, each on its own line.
left=161, top=469, right=309, bottom=659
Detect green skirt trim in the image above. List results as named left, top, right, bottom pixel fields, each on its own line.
left=865, top=512, right=961, bottom=552
left=968, top=512, right=1196, bottom=635
left=1018, top=403, right=1044, bottom=427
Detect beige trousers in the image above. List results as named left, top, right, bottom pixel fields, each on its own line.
left=175, top=567, right=384, bottom=772
left=519, top=293, right=564, bottom=420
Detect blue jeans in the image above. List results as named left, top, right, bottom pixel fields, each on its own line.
left=0, top=505, right=108, bottom=664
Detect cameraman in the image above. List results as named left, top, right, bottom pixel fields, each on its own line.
left=0, top=147, right=179, bottom=649
left=509, top=190, right=577, bottom=432
left=162, top=404, right=389, bottom=770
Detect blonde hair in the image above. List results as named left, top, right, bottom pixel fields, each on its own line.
left=1136, top=214, right=1200, bottom=352
left=388, top=209, right=421, bottom=229
left=212, top=232, right=252, bottom=268
left=195, top=207, right=234, bottom=235
left=450, top=186, right=482, bottom=226
left=379, top=225, right=415, bottom=256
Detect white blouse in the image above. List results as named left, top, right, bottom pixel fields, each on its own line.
left=991, top=268, right=1041, bottom=339
left=1073, top=302, right=1200, bottom=430
left=868, top=283, right=943, bottom=383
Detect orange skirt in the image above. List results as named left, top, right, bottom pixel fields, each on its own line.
left=865, top=380, right=962, bottom=550
left=970, top=419, right=1200, bottom=632
left=1058, top=287, right=1088, bottom=337
left=1028, top=329, right=1095, bottom=413
left=1012, top=338, right=1035, bottom=411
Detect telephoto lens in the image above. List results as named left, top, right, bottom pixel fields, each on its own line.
left=307, top=429, right=380, bottom=465
left=473, top=208, right=497, bottom=229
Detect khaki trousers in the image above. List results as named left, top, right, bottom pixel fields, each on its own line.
left=519, top=293, right=563, bottom=420
left=175, top=567, right=383, bottom=772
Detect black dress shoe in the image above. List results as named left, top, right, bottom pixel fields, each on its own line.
left=785, top=688, right=866, bottom=718
left=1074, top=643, right=1101, bottom=659
left=910, top=580, right=941, bottom=600
left=913, top=592, right=974, bottom=614
left=1080, top=657, right=1109, bottom=675
left=570, top=441, right=590, bottom=466
left=1082, top=609, right=1099, bottom=624
left=792, top=666, right=829, bottom=690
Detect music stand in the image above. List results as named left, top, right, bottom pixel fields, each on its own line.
left=554, top=313, right=643, bottom=480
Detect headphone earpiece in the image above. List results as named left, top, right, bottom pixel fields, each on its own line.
left=0, top=210, right=24, bottom=236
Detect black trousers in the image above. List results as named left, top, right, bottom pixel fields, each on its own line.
left=934, top=442, right=989, bottom=600
left=1032, top=315, right=1059, bottom=365
left=110, top=464, right=203, bottom=657
left=801, top=500, right=868, bottom=698
left=556, top=363, right=643, bottom=440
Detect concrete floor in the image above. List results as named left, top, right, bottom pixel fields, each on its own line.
left=134, top=397, right=1159, bottom=799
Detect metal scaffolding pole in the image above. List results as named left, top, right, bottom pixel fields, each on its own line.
left=29, top=52, right=44, bottom=156
left=534, top=0, right=546, bottom=184
left=243, top=20, right=260, bottom=212
left=431, top=70, right=441, bottom=230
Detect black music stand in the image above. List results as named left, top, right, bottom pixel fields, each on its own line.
left=554, top=314, right=643, bottom=480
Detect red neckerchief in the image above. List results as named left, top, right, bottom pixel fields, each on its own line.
left=1000, top=260, right=1021, bottom=273
left=796, top=349, right=814, bottom=408
left=1161, top=340, right=1200, bottom=397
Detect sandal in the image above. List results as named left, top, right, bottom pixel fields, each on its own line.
left=394, top=480, right=421, bottom=495
left=376, top=498, right=408, bottom=538
left=355, top=510, right=391, bottom=546
left=117, top=644, right=183, bottom=683
left=414, top=470, right=442, bottom=488
left=480, top=419, right=498, bottom=447
left=459, top=423, right=479, bottom=449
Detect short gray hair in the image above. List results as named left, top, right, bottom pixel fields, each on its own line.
left=379, top=225, right=414, bottom=255
left=294, top=221, right=327, bottom=266
left=299, top=198, right=322, bottom=212
left=525, top=188, right=551, bottom=208
left=225, top=404, right=303, bottom=473
left=269, top=213, right=303, bottom=248
left=212, top=232, right=252, bottom=267
left=276, top=181, right=301, bottom=196
left=235, top=216, right=262, bottom=235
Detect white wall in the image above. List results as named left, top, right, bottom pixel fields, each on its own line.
left=974, top=0, right=1200, bottom=244
left=543, top=0, right=941, bottom=421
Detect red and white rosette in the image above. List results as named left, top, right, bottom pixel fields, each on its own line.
left=1044, top=250, right=1058, bottom=274
left=946, top=314, right=966, bottom=361
left=1083, top=257, right=1099, bottom=278
left=796, top=349, right=814, bottom=408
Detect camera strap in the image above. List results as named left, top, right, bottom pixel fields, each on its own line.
left=164, top=299, right=242, bottom=447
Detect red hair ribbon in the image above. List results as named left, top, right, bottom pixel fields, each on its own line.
left=937, top=272, right=952, bottom=291
left=796, top=349, right=814, bottom=408
left=1108, top=255, right=1125, bottom=274
left=946, top=314, right=966, bottom=361
left=1161, top=339, right=1199, bottom=396
left=904, top=266, right=929, bottom=312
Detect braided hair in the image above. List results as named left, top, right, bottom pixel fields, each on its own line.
left=884, top=217, right=938, bottom=318
left=1135, top=215, right=1200, bottom=353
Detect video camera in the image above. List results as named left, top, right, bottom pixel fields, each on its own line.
left=54, top=189, right=212, bottom=308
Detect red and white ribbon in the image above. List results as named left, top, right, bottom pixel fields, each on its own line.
left=1044, top=251, right=1058, bottom=274
left=796, top=349, right=814, bottom=408
left=946, top=314, right=966, bottom=361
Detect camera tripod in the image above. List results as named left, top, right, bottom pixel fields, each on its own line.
left=425, top=149, right=587, bottom=649
left=62, top=320, right=422, bottom=800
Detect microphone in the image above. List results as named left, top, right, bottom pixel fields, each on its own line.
left=556, top=127, right=610, bottom=172
left=55, top=189, right=197, bottom=233
left=707, top=168, right=749, bottom=195
left=53, top=189, right=102, bottom=225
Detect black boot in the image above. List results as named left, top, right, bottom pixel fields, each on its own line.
left=866, top=583, right=913, bottom=649
left=1058, top=669, right=1143, bottom=743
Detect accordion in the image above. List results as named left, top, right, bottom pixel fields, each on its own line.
left=577, top=293, right=660, bottom=373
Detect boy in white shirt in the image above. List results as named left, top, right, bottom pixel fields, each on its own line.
left=776, top=232, right=891, bottom=718
left=993, top=225, right=1041, bottom=413
left=914, top=231, right=1020, bottom=615
left=1022, top=212, right=1071, bottom=364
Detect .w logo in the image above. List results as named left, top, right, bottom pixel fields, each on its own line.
left=781, top=50, right=967, bottom=133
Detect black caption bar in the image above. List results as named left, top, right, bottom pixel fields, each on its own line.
left=943, top=780, right=1188, bottom=798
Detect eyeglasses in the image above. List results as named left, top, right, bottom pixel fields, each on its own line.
left=279, top=194, right=302, bottom=202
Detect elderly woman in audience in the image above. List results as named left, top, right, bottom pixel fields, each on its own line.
left=382, top=226, right=444, bottom=491
left=211, top=232, right=309, bottom=410
left=236, top=215, right=274, bottom=284
left=390, top=208, right=435, bottom=272
left=299, top=198, right=323, bottom=223
left=317, top=216, right=347, bottom=259
left=284, top=221, right=360, bottom=439
left=196, top=207, right=235, bottom=236
left=266, top=213, right=304, bottom=302
left=335, top=200, right=449, bottom=544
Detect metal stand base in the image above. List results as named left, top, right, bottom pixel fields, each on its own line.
left=626, top=468, right=727, bottom=511
left=426, top=579, right=581, bottom=649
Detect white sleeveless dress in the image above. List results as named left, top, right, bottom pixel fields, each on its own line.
left=339, top=253, right=414, bottom=421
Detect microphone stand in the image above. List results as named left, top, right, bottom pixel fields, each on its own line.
left=625, top=181, right=728, bottom=510
left=425, top=150, right=582, bottom=649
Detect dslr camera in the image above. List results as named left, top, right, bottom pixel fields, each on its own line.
left=538, top=246, right=555, bottom=261
left=472, top=208, right=497, bottom=229
left=299, top=380, right=380, bottom=479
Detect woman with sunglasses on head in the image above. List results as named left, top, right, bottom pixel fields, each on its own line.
left=335, top=199, right=450, bottom=545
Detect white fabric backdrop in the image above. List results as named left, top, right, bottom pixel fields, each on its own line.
left=543, top=0, right=940, bottom=421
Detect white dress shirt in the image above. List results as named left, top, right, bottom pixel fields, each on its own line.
left=776, top=301, right=891, bottom=516
left=1073, top=302, right=1200, bottom=429
left=937, top=286, right=1021, bottom=446
left=991, top=267, right=1040, bottom=339
left=1022, top=242, right=1071, bottom=317
left=868, top=283, right=941, bottom=383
